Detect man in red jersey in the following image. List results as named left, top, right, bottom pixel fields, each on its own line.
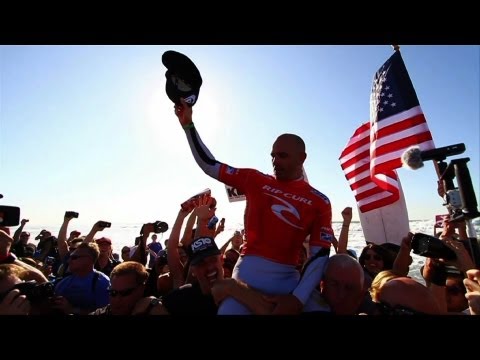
left=173, top=98, right=334, bottom=314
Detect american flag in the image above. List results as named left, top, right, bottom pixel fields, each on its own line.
left=339, top=51, right=435, bottom=213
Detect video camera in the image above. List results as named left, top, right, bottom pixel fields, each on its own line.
left=433, top=144, right=480, bottom=268
left=439, top=156, right=480, bottom=221
left=0, top=281, right=54, bottom=304
left=140, top=221, right=169, bottom=235
left=153, top=221, right=169, bottom=234
left=411, top=232, right=456, bottom=260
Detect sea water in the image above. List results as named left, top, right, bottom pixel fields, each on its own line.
left=21, top=219, right=480, bottom=283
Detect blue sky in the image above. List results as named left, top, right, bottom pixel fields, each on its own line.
left=1, top=45, right=478, bottom=232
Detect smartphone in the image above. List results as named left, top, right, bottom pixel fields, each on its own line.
left=65, top=211, right=79, bottom=218
left=0, top=205, right=20, bottom=226
left=98, top=221, right=111, bottom=228
left=220, top=218, right=225, bottom=226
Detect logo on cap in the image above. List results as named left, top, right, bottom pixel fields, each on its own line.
left=183, top=94, right=197, bottom=104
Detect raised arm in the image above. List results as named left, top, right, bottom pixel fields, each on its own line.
left=130, top=225, right=151, bottom=266
left=336, top=207, right=352, bottom=254
left=180, top=208, right=197, bottom=245
left=12, top=219, right=29, bottom=244
left=84, top=221, right=109, bottom=244
left=58, top=213, right=76, bottom=260
left=174, top=98, right=224, bottom=180
left=168, top=206, right=195, bottom=289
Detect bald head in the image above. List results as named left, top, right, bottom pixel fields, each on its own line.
left=276, top=134, right=306, bottom=152
left=325, top=254, right=364, bottom=284
left=271, top=134, right=307, bottom=181
left=321, top=254, right=365, bottom=315
left=379, top=277, right=442, bottom=315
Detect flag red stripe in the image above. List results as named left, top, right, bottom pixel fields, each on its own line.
left=375, top=114, right=428, bottom=138
left=359, top=193, right=399, bottom=212
left=341, top=149, right=370, bottom=170
left=372, top=131, right=434, bottom=158
left=355, top=186, right=386, bottom=201
left=345, top=162, right=370, bottom=180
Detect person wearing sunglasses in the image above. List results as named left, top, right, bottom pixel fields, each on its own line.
left=91, top=261, right=149, bottom=315
left=52, top=242, right=110, bottom=315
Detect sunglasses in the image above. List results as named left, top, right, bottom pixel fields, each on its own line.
left=364, top=254, right=382, bottom=261
left=107, top=287, right=138, bottom=297
left=375, top=301, right=428, bottom=316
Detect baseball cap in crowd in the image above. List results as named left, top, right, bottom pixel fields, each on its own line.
left=187, top=237, right=221, bottom=265
left=96, top=237, right=112, bottom=245
left=162, top=50, right=203, bottom=107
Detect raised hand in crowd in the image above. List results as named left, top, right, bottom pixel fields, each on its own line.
left=336, top=206, right=352, bottom=254
left=194, top=195, right=217, bottom=239
left=392, top=232, right=413, bottom=276
left=13, top=218, right=29, bottom=244
left=130, top=223, right=154, bottom=266
left=58, top=212, right=79, bottom=260
left=167, top=196, right=198, bottom=289
left=84, top=220, right=111, bottom=244
left=214, top=218, right=225, bottom=238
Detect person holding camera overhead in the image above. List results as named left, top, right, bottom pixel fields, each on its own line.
left=82, top=220, right=119, bottom=277
left=173, top=97, right=334, bottom=315
left=129, top=221, right=168, bottom=267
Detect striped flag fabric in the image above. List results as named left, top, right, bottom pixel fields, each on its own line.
left=340, top=50, right=435, bottom=213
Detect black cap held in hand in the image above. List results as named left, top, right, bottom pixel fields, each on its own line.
left=162, top=50, right=203, bottom=107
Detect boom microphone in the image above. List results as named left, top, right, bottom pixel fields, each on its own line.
left=401, top=143, right=465, bottom=170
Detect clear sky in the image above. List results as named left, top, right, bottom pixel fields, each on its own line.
left=1, top=45, right=479, bottom=232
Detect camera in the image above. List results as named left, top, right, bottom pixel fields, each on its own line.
left=0, top=281, right=54, bottom=304
left=153, top=221, right=168, bottom=234
left=65, top=211, right=79, bottom=218
left=0, top=205, right=20, bottom=226
left=98, top=221, right=111, bottom=228
left=411, top=232, right=456, bottom=260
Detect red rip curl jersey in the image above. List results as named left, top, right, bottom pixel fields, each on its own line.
left=220, top=165, right=333, bottom=265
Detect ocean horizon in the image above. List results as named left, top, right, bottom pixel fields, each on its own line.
left=18, top=218, right=480, bottom=284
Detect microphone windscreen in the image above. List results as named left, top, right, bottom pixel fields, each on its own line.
left=402, top=146, right=424, bottom=170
